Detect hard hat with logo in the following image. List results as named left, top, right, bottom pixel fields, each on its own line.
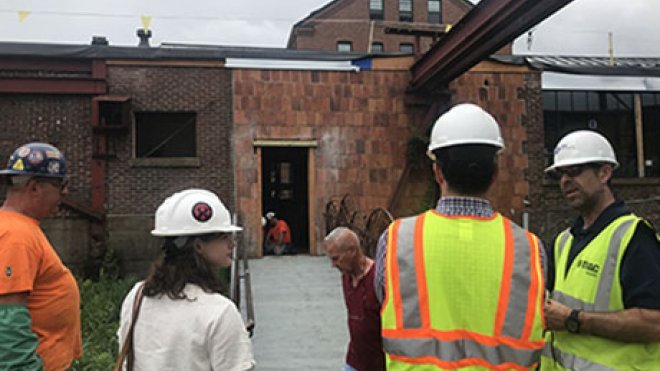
left=427, top=103, right=504, bottom=160
left=0, top=142, right=66, bottom=178
left=545, top=130, right=618, bottom=172
left=152, top=189, right=242, bottom=237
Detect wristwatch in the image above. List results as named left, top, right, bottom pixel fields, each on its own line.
left=565, top=309, right=582, bottom=333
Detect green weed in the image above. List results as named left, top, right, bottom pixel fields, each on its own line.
left=71, top=276, right=136, bottom=371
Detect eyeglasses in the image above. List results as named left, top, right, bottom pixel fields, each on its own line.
left=547, top=164, right=600, bottom=180
left=35, top=177, right=68, bottom=191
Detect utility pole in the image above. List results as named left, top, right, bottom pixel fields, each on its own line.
left=608, top=32, right=614, bottom=66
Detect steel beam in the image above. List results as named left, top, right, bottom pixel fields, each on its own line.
left=0, top=77, right=106, bottom=94
left=410, top=0, right=574, bottom=90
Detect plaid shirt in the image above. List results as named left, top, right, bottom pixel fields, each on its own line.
left=375, top=197, right=496, bottom=303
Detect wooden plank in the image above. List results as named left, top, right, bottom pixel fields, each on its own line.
left=253, top=140, right=318, bottom=148
left=256, top=147, right=264, bottom=258
left=634, top=94, right=645, bottom=177
left=308, top=148, right=316, bottom=256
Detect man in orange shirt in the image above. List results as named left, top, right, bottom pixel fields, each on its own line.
left=0, top=143, right=82, bottom=370
left=264, top=211, right=292, bottom=255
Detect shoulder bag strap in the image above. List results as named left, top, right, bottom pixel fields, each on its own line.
left=114, top=283, right=145, bottom=371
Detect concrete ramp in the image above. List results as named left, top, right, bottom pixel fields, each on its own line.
left=246, top=255, right=348, bottom=370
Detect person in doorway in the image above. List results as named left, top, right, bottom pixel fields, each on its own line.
left=375, top=103, right=546, bottom=369
left=325, top=227, right=385, bottom=371
left=541, top=130, right=660, bottom=370
left=117, top=189, right=255, bottom=371
left=0, top=142, right=82, bottom=371
left=264, top=211, right=292, bottom=255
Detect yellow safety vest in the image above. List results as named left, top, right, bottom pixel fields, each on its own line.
left=541, top=214, right=660, bottom=370
left=381, top=210, right=545, bottom=370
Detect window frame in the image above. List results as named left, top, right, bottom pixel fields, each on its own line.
left=428, top=0, right=442, bottom=24
left=370, top=0, right=384, bottom=20
left=399, top=43, right=414, bottom=54
left=399, top=0, right=413, bottom=22
left=132, top=111, right=199, bottom=167
left=336, top=41, right=353, bottom=52
left=543, top=90, right=660, bottom=179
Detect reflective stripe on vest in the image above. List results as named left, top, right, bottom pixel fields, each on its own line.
left=383, top=211, right=544, bottom=369
left=554, top=218, right=634, bottom=311
left=542, top=345, right=615, bottom=371
left=384, top=336, right=541, bottom=367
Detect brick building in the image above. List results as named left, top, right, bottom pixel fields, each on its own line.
left=1, top=36, right=657, bottom=274
left=288, top=0, right=474, bottom=54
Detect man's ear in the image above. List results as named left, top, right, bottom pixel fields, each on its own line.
left=26, top=178, right=41, bottom=194
left=432, top=163, right=445, bottom=187
left=599, top=164, right=613, bottom=184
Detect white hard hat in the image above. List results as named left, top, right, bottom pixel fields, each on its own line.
left=427, top=103, right=504, bottom=159
left=151, top=189, right=242, bottom=237
left=545, top=130, right=618, bottom=172
left=265, top=211, right=275, bottom=220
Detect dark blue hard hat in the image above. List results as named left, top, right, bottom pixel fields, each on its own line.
left=0, top=142, right=66, bottom=178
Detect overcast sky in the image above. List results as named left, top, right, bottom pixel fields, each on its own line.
left=1, top=0, right=659, bottom=56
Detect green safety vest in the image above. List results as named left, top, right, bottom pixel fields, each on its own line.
left=381, top=211, right=545, bottom=370
left=541, top=214, right=660, bottom=371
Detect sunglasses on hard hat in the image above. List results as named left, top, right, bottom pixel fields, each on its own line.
left=547, top=164, right=601, bottom=181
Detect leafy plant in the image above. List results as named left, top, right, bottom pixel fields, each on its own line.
left=71, top=275, right=136, bottom=371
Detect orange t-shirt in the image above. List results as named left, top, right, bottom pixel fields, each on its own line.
left=0, top=210, right=82, bottom=371
left=266, top=220, right=291, bottom=244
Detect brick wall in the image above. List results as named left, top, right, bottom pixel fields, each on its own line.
left=234, top=68, right=425, bottom=255
left=99, top=65, right=234, bottom=274
left=0, top=95, right=93, bottom=205
left=0, top=94, right=93, bottom=268
left=290, top=0, right=471, bottom=53
left=105, top=65, right=235, bottom=214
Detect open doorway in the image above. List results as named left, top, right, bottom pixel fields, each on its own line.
left=261, top=147, right=309, bottom=254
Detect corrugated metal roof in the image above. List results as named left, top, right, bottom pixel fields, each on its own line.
left=525, top=55, right=660, bottom=77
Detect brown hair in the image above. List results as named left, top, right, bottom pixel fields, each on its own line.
left=142, top=235, right=225, bottom=300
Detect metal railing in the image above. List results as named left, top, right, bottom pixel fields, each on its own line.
left=230, top=235, right=255, bottom=337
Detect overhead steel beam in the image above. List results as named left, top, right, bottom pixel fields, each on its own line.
left=410, top=0, right=574, bottom=91
left=0, top=78, right=106, bottom=94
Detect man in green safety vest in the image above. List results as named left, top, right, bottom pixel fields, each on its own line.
left=375, top=103, right=546, bottom=369
left=542, top=130, right=660, bottom=370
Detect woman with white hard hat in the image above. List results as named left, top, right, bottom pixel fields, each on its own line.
left=116, top=189, right=255, bottom=371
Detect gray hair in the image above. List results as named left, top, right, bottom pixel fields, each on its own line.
left=324, top=227, right=360, bottom=251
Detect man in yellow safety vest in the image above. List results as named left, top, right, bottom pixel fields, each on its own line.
left=375, top=103, right=546, bottom=369
left=542, top=130, right=660, bottom=370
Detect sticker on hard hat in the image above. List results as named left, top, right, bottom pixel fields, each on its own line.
left=192, top=202, right=213, bottom=222
left=12, top=159, right=24, bottom=171
left=27, top=150, right=44, bottom=165
left=45, top=150, right=62, bottom=159
left=554, top=143, right=574, bottom=155
left=16, top=147, right=31, bottom=157
left=47, top=161, right=60, bottom=174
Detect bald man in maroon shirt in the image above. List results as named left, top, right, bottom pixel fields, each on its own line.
left=325, top=227, right=385, bottom=371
